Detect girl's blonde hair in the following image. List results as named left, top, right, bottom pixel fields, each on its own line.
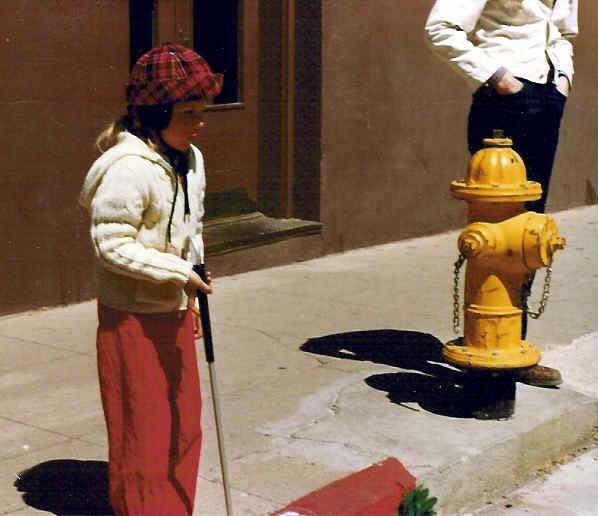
left=95, top=104, right=175, bottom=154
left=95, top=115, right=130, bottom=154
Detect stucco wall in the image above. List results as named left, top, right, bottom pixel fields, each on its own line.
left=0, top=1, right=129, bottom=314
left=320, top=0, right=598, bottom=254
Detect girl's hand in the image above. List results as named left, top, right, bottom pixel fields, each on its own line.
left=187, top=296, right=203, bottom=338
left=185, top=270, right=212, bottom=339
left=184, top=270, right=212, bottom=296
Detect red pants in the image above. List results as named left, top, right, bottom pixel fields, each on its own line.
left=97, top=303, right=202, bottom=515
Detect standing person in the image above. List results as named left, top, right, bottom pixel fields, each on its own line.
left=79, top=43, right=223, bottom=514
left=425, top=0, right=578, bottom=387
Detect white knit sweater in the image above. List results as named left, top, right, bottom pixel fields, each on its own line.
left=79, top=132, right=205, bottom=313
left=425, top=0, right=578, bottom=86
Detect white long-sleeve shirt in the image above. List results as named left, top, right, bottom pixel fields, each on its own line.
left=424, top=0, right=578, bottom=86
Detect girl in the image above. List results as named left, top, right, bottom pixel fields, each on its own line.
left=79, top=43, right=223, bottom=515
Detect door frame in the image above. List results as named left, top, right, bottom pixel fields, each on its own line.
left=258, top=0, right=321, bottom=221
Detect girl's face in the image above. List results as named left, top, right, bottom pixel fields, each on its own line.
left=160, top=99, right=208, bottom=151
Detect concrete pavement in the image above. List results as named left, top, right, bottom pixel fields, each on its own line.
left=475, top=444, right=598, bottom=515
left=1, top=205, right=597, bottom=515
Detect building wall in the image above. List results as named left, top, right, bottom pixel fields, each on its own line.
left=320, top=0, right=598, bottom=253
left=0, top=1, right=129, bottom=314
left=2, top=1, right=596, bottom=315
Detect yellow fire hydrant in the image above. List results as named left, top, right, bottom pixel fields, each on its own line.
left=444, top=131, right=565, bottom=370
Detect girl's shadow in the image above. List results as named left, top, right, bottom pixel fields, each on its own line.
left=14, top=459, right=113, bottom=515
left=301, top=330, right=515, bottom=420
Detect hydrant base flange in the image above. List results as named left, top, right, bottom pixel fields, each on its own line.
left=443, top=339, right=541, bottom=370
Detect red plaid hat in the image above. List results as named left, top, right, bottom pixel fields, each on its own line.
left=127, top=43, right=223, bottom=106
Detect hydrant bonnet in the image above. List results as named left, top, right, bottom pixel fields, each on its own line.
left=451, top=135, right=542, bottom=203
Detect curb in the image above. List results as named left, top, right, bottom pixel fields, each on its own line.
left=421, top=395, right=598, bottom=513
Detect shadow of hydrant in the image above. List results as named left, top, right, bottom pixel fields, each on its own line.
left=301, top=330, right=515, bottom=420
left=14, top=459, right=113, bottom=515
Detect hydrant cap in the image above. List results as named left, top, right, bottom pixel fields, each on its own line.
left=458, top=222, right=495, bottom=258
left=523, top=215, right=566, bottom=269
left=481, top=135, right=513, bottom=148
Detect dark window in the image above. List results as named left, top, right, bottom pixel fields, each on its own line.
left=129, top=0, right=158, bottom=68
left=193, top=1, right=241, bottom=104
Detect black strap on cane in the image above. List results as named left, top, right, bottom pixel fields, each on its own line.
left=193, top=264, right=214, bottom=363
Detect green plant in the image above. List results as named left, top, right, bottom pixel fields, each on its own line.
left=398, top=484, right=438, bottom=516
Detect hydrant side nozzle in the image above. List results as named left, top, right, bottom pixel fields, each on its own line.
left=550, top=236, right=566, bottom=253
left=459, top=235, right=483, bottom=258
left=458, top=223, right=494, bottom=258
left=521, top=214, right=566, bottom=270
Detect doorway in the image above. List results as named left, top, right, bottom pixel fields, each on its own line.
left=129, top=0, right=322, bottom=256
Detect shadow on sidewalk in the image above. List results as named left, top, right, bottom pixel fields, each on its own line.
left=301, top=330, right=515, bottom=420
left=14, top=459, right=113, bottom=515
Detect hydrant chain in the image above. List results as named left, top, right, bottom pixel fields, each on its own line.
left=452, top=252, right=466, bottom=334
left=523, top=266, right=553, bottom=320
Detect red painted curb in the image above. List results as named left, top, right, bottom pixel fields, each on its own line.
left=270, top=457, right=416, bottom=516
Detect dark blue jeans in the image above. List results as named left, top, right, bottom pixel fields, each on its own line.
left=467, top=78, right=567, bottom=338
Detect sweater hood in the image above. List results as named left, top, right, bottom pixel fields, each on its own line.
left=79, top=132, right=171, bottom=211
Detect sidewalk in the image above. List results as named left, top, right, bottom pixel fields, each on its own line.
left=1, top=205, right=597, bottom=515
left=476, top=444, right=598, bottom=515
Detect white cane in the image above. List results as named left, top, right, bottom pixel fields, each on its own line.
left=191, top=239, right=233, bottom=515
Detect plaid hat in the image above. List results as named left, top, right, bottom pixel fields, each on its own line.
left=127, top=43, right=223, bottom=106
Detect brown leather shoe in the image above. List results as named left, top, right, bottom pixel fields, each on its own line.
left=516, top=364, right=562, bottom=387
